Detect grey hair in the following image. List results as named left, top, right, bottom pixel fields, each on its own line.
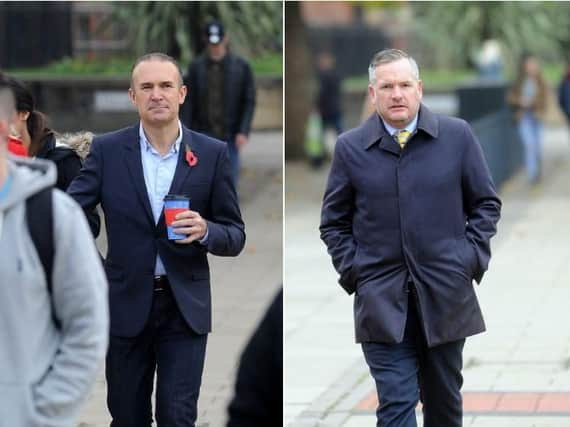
left=130, top=52, right=184, bottom=87
left=368, top=49, right=420, bottom=84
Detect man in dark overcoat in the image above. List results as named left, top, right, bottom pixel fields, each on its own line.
left=320, top=49, right=501, bottom=427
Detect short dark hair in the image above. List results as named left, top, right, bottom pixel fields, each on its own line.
left=368, top=49, right=420, bottom=84
left=130, top=52, right=184, bottom=88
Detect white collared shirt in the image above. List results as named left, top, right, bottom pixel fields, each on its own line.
left=139, top=121, right=183, bottom=276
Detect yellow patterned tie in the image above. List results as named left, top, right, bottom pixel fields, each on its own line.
left=395, top=130, right=411, bottom=149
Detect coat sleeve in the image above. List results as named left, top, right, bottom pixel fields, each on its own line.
left=461, top=122, right=502, bottom=283
left=319, top=138, right=359, bottom=294
left=66, top=137, right=103, bottom=237
left=31, top=191, right=109, bottom=426
left=204, top=144, right=246, bottom=256
left=56, top=154, right=82, bottom=192
left=238, top=61, right=256, bottom=136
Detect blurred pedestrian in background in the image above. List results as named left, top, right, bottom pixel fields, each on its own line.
left=0, top=74, right=109, bottom=427
left=317, top=50, right=344, bottom=137
left=558, top=57, right=570, bottom=135
left=182, top=20, right=256, bottom=185
left=475, top=39, right=504, bottom=81
left=6, top=77, right=86, bottom=191
left=508, top=53, right=548, bottom=185
left=305, top=50, right=344, bottom=169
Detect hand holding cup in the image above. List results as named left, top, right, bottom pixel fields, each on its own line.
left=170, top=209, right=207, bottom=244
left=164, top=195, right=206, bottom=244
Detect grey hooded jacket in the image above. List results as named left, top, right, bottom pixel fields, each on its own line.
left=0, top=155, right=109, bottom=427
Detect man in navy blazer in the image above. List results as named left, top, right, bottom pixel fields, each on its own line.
left=320, top=49, right=501, bottom=426
left=68, top=53, right=245, bottom=426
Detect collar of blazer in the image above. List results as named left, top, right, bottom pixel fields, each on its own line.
left=363, top=104, right=439, bottom=150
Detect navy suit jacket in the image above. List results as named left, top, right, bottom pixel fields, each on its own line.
left=320, top=105, right=501, bottom=347
left=68, top=124, right=245, bottom=337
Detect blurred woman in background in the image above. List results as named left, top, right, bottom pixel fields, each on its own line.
left=7, top=77, right=90, bottom=190
left=508, top=53, right=548, bottom=185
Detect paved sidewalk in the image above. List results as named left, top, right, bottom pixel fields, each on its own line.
left=77, top=130, right=283, bottom=427
left=285, top=125, right=570, bottom=426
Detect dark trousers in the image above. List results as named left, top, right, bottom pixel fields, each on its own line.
left=321, top=113, right=344, bottom=135
left=106, top=288, right=208, bottom=427
left=362, top=289, right=465, bottom=427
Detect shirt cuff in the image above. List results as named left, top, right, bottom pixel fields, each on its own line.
left=199, top=227, right=209, bottom=245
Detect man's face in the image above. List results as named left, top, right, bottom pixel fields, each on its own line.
left=368, top=58, right=423, bottom=129
left=207, top=36, right=228, bottom=61
left=129, top=60, right=187, bottom=127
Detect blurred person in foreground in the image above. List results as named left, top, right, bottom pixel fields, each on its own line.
left=0, top=75, right=108, bottom=426
left=558, top=58, right=570, bottom=134
left=68, top=52, right=245, bottom=426
left=507, top=53, right=548, bottom=185
left=227, top=288, right=282, bottom=427
left=320, top=49, right=501, bottom=427
left=6, top=77, right=87, bottom=191
left=181, top=20, right=256, bottom=185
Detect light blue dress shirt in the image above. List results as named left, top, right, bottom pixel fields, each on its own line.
left=139, top=121, right=183, bottom=276
left=382, top=114, right=419, bottom=139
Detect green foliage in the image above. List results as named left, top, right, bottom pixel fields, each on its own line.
left=109, top=1, right=282, bottom=66
left=250, top=53, right=283, bottom=77
left=344, top=63, right=565, bottom=93
left=8, top=52, right=282, bottom=79
left=9, top=57, right=135, bottom=79
left=412, top=2, right=570, bottom=69
left=344, top=69, right=477, bottom=92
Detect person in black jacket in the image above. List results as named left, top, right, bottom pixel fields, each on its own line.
left=317, top=50, right=344, bottom=136
left=7, top=77, right=83, bottom=191
left=227, top=288, right=282, bottom=427
left=180, top=21, right=256, bottom=185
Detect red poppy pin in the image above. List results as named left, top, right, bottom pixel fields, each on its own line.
left=185, top=144, right=198, bottom=167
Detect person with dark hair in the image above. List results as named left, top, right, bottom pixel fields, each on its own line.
left=0, top=73, right=108, bottom=426
left=68, top=52, right=245, bottom=427
left=7, top=77, right=84, bottom=190
left=320, top=48, right=501, bottom=427
left=181, top=20, right=256, bottom=185
left=507, top=53, right=548, bottom=184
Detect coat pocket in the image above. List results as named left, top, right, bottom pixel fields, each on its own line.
left=456, top=237, right=478, bottom=279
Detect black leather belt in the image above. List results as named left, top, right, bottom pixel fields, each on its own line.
left=153, top=276, right=170, bottom=291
